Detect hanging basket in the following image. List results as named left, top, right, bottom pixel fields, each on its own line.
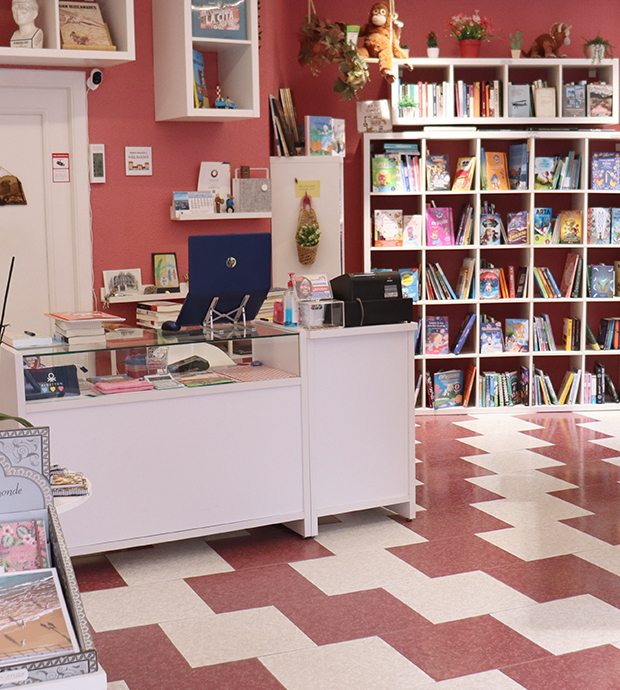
left=296, top=192, right=320, bottom=265
left=296, top=243, right=319, bottom=265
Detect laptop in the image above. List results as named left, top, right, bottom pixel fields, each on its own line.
left=175, top=233, right=272, bottom=327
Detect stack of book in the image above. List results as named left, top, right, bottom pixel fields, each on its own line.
left=47, top=311, right=123, bottom=346
left=136, top=300, right=182, bottom=329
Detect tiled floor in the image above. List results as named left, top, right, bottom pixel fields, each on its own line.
left=72, top=410, right=620, bottom=689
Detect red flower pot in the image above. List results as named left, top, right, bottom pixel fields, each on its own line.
left=459, top=39, right=481, bottom=58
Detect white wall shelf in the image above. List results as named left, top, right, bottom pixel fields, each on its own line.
left=170, top=209, right=271, bottom=220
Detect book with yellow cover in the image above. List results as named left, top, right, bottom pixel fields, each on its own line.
left=484, top=152, right=510, bottom=190
left=58, top=1, right=116, bottom=51
left=452, top=157, right=476, bottom=191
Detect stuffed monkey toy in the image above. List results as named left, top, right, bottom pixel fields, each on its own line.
left=523, top=22, right=572, bottom=58
left=358, top=2, right=411, bottom=83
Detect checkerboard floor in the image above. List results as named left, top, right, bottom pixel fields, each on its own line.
left=73, top=411, right=620, bottom=689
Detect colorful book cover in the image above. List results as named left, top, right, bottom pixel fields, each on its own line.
left=433, top=369, right=464, bottom=409
left=611, top=208, right=620, bottom=244
left=534, top=156, right=557, bottom=189
left=484, top=152, right=510, bottom=190
left=480, top=213, right=502, bottom=245
left=587, top=207, right=611, bottom=244
left=373, top=209, right=403, bottom=246
left=451, top=157, right=476, bottom=191
left=371, top=156, right=398, bottom=192
left=304, top=116, right=333, bottom=156
left=559, top=210, right=582, bottom=244
left=507, top=210, right=528, bottom=244
left=426, top=154, right=450, bottom=191
left=398, top=268, right=419, bottom=301
left=590, top=264, right=615, bottom=298
left=479, top=268, right=500, bottom=300
left=505, top=318, right=529, bottom=352
left=425, top=207, right=454, bottom=246
left=533, top=207, right=553, bottom=245
left=402, top=214, right=423, bottom=247
left=480, top=321, right=504, bottom=354
left=0, top=520, right=49, bottom=572
left=587, top=84, right=613, bottom=117
left=508, top=141, right=529, bottom=190
left=192, top=50, right=208, bottom=108
left=425, top=315, right=449, bottom=355
left=590, top=152, right=620, bottom=190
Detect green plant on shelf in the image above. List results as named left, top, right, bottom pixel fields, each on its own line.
left=582, top=33, right=614, bottom=63
left=509, top=31, right=524, bottom=50
left=426, top=31, right=438, bottom=48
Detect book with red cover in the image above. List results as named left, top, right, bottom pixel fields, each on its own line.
left=426, top=207, right=454, bottom=246
left=462, top=363, right=477, bottom=407
left=559, top=253, right=580, bottom=297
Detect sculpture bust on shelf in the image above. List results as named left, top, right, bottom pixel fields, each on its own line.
left=10, top=0, right=43, bottom=50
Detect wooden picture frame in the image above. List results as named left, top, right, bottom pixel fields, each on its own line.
left=152, top=253, right=180, bottom=293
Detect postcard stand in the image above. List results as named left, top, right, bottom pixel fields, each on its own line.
left=0, top=427, right=99, bottom=686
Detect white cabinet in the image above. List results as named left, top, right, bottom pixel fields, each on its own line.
left=0, top=0, right=135, bottom=67
left=152, top=0, right=260, bottom=122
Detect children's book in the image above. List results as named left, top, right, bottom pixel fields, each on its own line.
left=587, top=207, right=611, bottom=244
left=479, top=268, right=500, bottom=300
left=304, top=116, right=333, bottom=156
left=371, top=156, right=399, bottom=192
left=0, top=520, right=49, bottom=571
left=590, top=152, right=620, bottom=190
left=559, top=210, right=582, bottom=244
left=425, top=315, right=449, bottom=355
left=426, top=154, right=450, bottom=191
left=398, top=268, right=419, bottom=301
left=484, top=152, right=510, bottom=190
left=402, top=214, right=423, bottom=247
left=533, top=207, right=553, bottom=245
left=425, top=207, right=454, bottom=246
left=559, top=253, right=580, bottom=297
left=508, top=141, right=529, bottom=190
left=480, top=213, right=503, bottom=245
left=434, top=369, right=464, bottom=409
left=590, top=264, right=615, bottom=298
left=505, top=318, right=529, bottom=352
left=373, top=209, right=403, bottom=246
left=192, top=50, right=208, bottom=108
left=534, top=156, right=557, bottom=189
left=451, top=157, right=476, bottom=191
left=356, top=99, right=392, bottom=133
left=507, top=210, right=528, bottom=244
left=451, top=312, right=476, bottom=355
left=480, top=321, right=504, bottom=354
left=612, top=208, right=620, bottom=244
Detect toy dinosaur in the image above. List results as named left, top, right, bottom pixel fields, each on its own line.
left=523, top=22, right=572, bottom=58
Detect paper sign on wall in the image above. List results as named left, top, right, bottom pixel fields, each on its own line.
left=295, top=180, right=320, bottom=197
left=52, top=153, right=70, bottom=183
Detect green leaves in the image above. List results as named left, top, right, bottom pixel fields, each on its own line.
left=296, top=223, right=321, bottom=247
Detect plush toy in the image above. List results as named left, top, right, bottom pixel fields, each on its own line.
left=522, top=22, right=572, bottom=58
left=358, top=2, right=411, bottom=83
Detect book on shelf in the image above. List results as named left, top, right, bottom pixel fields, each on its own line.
left=426, top=154, right=450, bottom=190
left=615, top=260, right=620, bottom=296
left=534, top=368, right=559, bottom=405
left=532, top=86, right=556, bottom=117
left=562, top=84, right=586, bottom=117
left=356, top=99, right=392, bottom=133
left=425, top=315, right=449, bottom=355
left=192, top=50, right=209, bottom=109
left=518, top=365, right=530, bottom=406
left=484, top=152, right=510, bottom=190
left=425, top=371, right=435, bottom=407
left=508, top=141, right=529, bottom=190
left=515, top=266, right=529, bottom=299
left=590, top=152, right=620, bottom=190
left=559, top=253, right=580, bottom=297
left=479, top=268, right=500, bottom=300
left=596, top=317, right=620, bottom=350
left=53, top=331, right=107, bottom=346
left=585, top=321, right=601, bottom=350
left=398, top=268, right=419, bottom=301
left=480, top=320, right=503, bottom=353
left=373, top=209, right=403, bottom=246
left=587, top=83, right=613, bottom=117
left=462, top=363, right=476, bottom=408
left=403, top=214, right=423, bottom=247
left=279, top=88, right=300, bottom=146
left=593, top=361, right=606, bottom=404
left=533, top=313, right=556, bottom=351
left=505, top=319, right=528, bottom=352
left=508, top=84, right=532, bottom=118
left=534, top=157, right=556, bottom=190
left=533, top=267, right=561, bottom=299
left=45, top=311, right=124, bottom=324
left=480, top=213, right=503, bottom=245
left=533, top=207, right=553, bottom=245
left=304, top=115, right=333, bottom=156
left=371, top=156, right=399, bottom=192
left=590, top=264, right=615, bottom=298
left=58, top=1, right=116, bottom=50
left=562, top=316, right=580, bottom=351
left=0, top=519, right=49, bottom=572
left=433, top=369, right=464, bottom=409
left=559, top=210, right=582, bottom=244
left=451, top=312, right=476, bottom=355
left=454, top=256, right=475, bottom=300
left=2, top=331, right=53, bottom=348
left=136, top=300, right=182, bottom=313
left=270, top=96, right=297, bottom=156
left=454, top=204, right=474, bottom=245
left=332, top=118, right=346, bottom=156
left=506, top=210, right=528, bottom=245
left=587, top=207, right=612, bottom=244
left=425, top=264, right=455, bottom=300
left=451, top=157, right=476, bottom=191
left=425, top=207, right=454, bottom=246
left=612, top=209, right=620, bottom=244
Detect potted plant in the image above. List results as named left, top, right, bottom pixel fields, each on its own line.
left=446, top=11, right=498, bottom=58
left=0, top=412, right=32, bottom=428
left=582, top=34, right=614, bottom=63
left=509, top=31, right=523, bottom=59
left=296, top=222, right=321, bottom=265
left=426, top=31, right=439, bottom=58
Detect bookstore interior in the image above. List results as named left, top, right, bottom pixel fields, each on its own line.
left=0, top=0, right=620, bottom=685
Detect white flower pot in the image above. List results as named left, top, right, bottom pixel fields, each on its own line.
left=427, top=47, right=439, bottom=59
left=511, top=49, right=521, bottom=59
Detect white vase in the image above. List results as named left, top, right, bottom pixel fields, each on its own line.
left=588, top=44, right=605, bottom=63
left=511, top=49, right=521, bottom=59
left=427, top=47, right=439, bottom=59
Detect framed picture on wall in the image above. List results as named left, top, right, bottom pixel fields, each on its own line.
left=102, top=268, right=142, bottom=294
left=152, top=253, right=180, bottom=293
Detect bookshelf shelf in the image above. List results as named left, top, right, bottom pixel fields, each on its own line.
left=364, top=129, right=620, bottom=413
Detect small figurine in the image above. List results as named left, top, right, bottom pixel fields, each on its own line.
left=522, top=23, right=572, bottom=58
left=214, top=194, right=224, bottom=213
left=11, top=0, right=43, bottom=49
left=225, top=195, right=234, bottom=213
left=214, top=96, right=237, bottom=109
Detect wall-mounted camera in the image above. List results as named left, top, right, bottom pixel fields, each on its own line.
left=87, top=69, right=103, bottom=91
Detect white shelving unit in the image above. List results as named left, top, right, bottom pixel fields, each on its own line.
left=390, top=57, right=618, bottom=127
left=363, top=129, right=620, bottom=413
left=0, top=0, right=135, bottom=68
left=151, top=0, right=260, bottom=122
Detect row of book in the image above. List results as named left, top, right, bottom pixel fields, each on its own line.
left=534, top=152, right=582, bottom=190
left=371, top=142, right=422, bottom=194
left=454, top=80, right=502, bottom=118
left=508, top=82, right=613, bottom=119
left=398, top=81, right=449, bottom=119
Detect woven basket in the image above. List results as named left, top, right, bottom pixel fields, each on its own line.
left=296, top=242, right=318, bottom=265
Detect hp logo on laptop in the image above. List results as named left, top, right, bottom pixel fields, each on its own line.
left=226, top=256, right=237, bottom=268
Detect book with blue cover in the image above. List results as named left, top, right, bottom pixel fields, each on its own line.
left=398, top=268, right=419, bottom=301
left=505, top=318, right=529, bottom=352
left=508, top=141, right=529, bottom=190
left=590, top=264, right=615, bottom=298
left=433, top=369, right=464, bottom=409
left=533, top=207, right=553, bottom=245
left=591, top=152, right=620, bottom=190
left=480, top=321, right=504, bottom=354
left=451, top=312, right=476, bottom=355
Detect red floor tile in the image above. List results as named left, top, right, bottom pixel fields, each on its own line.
left=502, top=644, right=620, bottom=690
left=550, top=482, right=620, bottom=511
left=72, top=554, right=128, bottom=592
left=417, top=457, right=495, bottom=484
left=538, top=458, right=620, bottom=486
left=381, top=615, right=551, bottom=682
left=415, top=415, right=481, bottom=443
left=560, top=509, right=620, bottom=546
left=416, top=477, right=501, bottom=509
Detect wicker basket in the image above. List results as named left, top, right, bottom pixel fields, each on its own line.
left=296, top=242, right=318, bottom=265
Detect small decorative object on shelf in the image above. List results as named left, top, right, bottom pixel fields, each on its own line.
left=522, top=22, right=571, bottom=58
left=446, top=10, right=497, bottom=58
left=509, top=31, right=524, bottom=58
left=358, top=2, right=411, bottom=84
left=296, top=193, right=321, bottom=265
left=10, top=0, right=43, bottom=49
left=582, top=33, right=614, bottom=64
left=426, top=31, right=439, bottom=58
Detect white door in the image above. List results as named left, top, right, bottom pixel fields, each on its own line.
left=0, top=69, right=91, bottom=336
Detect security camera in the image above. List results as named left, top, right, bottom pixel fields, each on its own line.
left=87, top=69, right=103, bottom=91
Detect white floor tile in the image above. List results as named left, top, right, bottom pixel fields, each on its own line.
left=384, top=570, right=534, bottom=624
left=260, top=636, right=434, bottom=690
left=107, top=683, right=130, bottom=690
left=461, top=449, right=563, bottom=474
left=492, top=594, right=620, bottom=655
left=422, top=670, right=528, bottom=689
left=477, top=521, right=607, bottom=561
left=466, top=470, right=577, bottom=498
left=471, top=495, right=592, bottom=527
left=576, top=543, right=620, bottom=577
left=599, top=456, right=620, bottom=467
left=291, top=549, right=429, bottom=596
left=161, top=606, right=315, bottom=668
left=106, top=538, right=233, bottom=586
left=453, top=417, right=543, bottom=434
left=459, top=434, right=553, bottom=454
left=82, top=580, right=213, bottom=632
left=590, top=436, right=620, bottom=452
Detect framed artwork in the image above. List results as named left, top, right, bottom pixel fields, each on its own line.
left=152, top=253, right=180, bottom=292
left=102, top=268, right=142, bottom=294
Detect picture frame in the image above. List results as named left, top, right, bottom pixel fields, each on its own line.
left=191, top=1, right=247, bottom=41
left=152, top=253, right=180, bottom=293
left=102, top=268, right=142, bottom=295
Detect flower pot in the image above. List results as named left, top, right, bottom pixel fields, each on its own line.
left=296, top=243, right=318, bottom=265
left=459, top=39, right=481, bottom=58
left=511, top=49, right=521, bottom=59
left=588, top=44, right=605, bottom=63
left=427, top=47, right=439, bottom=59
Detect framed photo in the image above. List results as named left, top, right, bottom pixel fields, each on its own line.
left=152, top=253, right=180, bottom=293
left=102, top=268, right=142, bottom=294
